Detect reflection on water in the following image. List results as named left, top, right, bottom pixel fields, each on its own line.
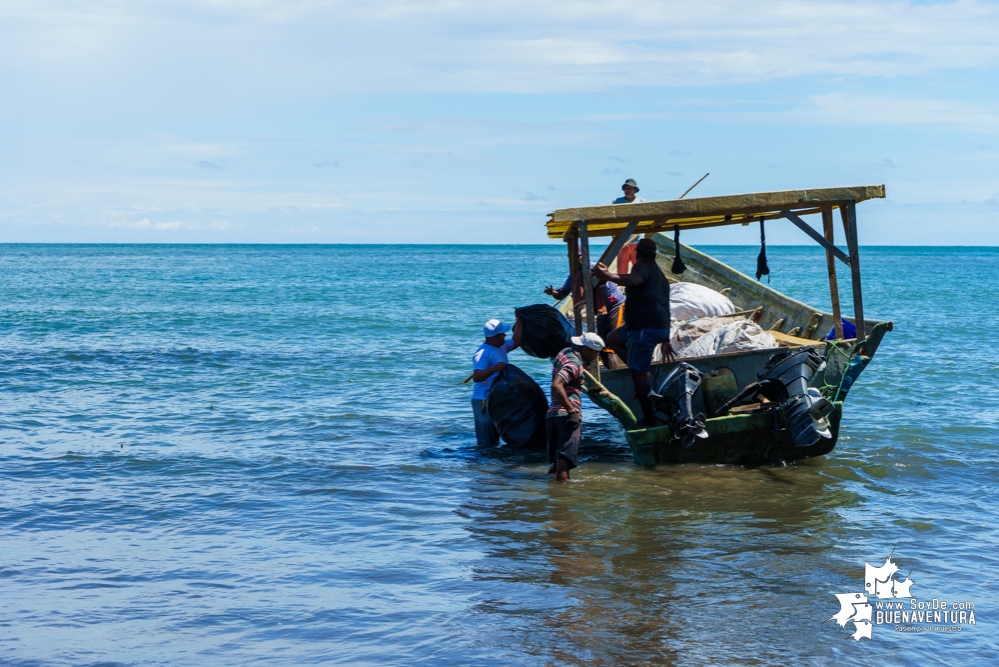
left=462, top=449, right=859, bottom=665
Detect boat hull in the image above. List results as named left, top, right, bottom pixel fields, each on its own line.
left=624, top=402, right=842, bottom=466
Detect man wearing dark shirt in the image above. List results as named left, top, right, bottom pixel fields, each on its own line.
left=593, top=238, right=676, bottom=427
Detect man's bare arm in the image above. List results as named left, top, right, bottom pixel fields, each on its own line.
left=593, top=262, right=645, bottom=287
left=544, top=285, right=569, bottom=299
left=551, top=376, right=579, bottom=414
left=472, top=362, right=506, bottom=382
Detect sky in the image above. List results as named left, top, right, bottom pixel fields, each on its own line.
left=1, top=0, right=998, bottom=244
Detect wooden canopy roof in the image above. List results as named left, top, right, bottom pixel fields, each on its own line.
left=545, top=184, right=885, bottom=239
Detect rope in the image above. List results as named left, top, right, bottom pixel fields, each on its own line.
left=817, top=340, right=860, bottom=401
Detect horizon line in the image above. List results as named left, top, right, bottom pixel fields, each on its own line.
left=1, top=242, right=998, bottom=248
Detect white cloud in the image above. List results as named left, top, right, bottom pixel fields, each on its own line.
left=104, top=217, right=184, bottom=231
left=2, top=0, right=998, bottom=94
left=806, top=92, right=999, bottom=134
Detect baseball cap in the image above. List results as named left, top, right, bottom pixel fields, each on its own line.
left=570, top=332, right=605, bottom=351
left=636, top=238, right=658, bottom=255
left=483, top=319, right=512, bottom=338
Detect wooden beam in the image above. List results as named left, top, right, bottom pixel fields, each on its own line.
left=578, top=220, right=600, bottom=379
left=782, top=210, right=852, bottom=266
left=567, top=233, right=583, bottom=336
left=596, top=219, right=640, bottom=266
left=548, top=184, right=886, bottom=230
left=840, top=202, right=866, bottom=342
left=561, top=219, right=578, bottom=241
left=578, top=220, right=597, bottom=334
left=822, top=208, right=844, bottom=339
left=772, top=330, right=833, bottom=348
left=547, top=207, right=823, bottom=239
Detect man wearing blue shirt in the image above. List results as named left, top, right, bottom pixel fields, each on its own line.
left=471, top=317, right=522, bottom=446
left=613, top=178, right=647, bottom=204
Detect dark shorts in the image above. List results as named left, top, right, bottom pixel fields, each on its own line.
left=596, top=303, right=623, bottom=342
left=546, top=415, right=581, bottom=473
left=625, top=326, right=671, bottom=374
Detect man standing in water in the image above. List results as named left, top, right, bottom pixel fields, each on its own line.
left=594, top=238, right=676, bottom=428
left=547, top=332, right=604, bottom=481
left=613, top=178, right=647, bottom=204
left=471, top=317, right=522, bottom=446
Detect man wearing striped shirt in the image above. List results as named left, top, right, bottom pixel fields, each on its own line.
left=546, top=332, right=604, bottom=481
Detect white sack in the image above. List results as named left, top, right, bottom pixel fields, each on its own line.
left=670, top=282, right=736, bottom=321
left=670, top=316, right=739, bottom=353
left=677, top=320, right=777, bottom=359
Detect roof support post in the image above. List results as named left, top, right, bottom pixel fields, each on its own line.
left=782, top=210, right=851, bottom=266
left=597, top=219, right=641, bottom=267
left=822, top=208, right=844, bottom=339
left=567, top=232, right=583, bottom=337
left=840, top=202, right=865, bottom=342
left=578, top=220, right=600, bottom=379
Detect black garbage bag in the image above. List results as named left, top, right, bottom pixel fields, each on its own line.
left=515, top=304, right=573, bottom=359
left=486, top=364, right=547, bottom=448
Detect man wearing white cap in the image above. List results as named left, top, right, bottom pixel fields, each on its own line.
left=546, top=331, right=604, bottom=481
left=471, top=317, right=522, bottom=446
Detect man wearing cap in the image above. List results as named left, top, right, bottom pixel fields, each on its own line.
left=593, top=238, right=676, bottom=428
left=613, top=179, right=647, bottom=204
left=471, top=317, right=522, bottom=447
left=546, top=332, right=604, bottom=481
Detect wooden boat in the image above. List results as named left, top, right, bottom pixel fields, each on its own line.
left=546, top=185, right=893, bottom=466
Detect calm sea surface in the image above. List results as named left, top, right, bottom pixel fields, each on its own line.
left=1, top=244, right=997, bottom=666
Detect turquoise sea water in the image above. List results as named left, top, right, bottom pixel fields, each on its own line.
left=1, top=244, right=997, bottom=665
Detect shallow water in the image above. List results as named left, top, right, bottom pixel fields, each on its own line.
left=1, top=244, right=997, bottom=665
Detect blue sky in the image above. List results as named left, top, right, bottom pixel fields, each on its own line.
left=1, top=0, right=997, bottom=244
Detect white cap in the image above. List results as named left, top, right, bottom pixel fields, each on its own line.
left=571, top=332, right=605, bottom=351
left=483, top=319, right=512, bottom=338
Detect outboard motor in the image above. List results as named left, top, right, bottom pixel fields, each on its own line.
left=651, top=363, right=709, bottom=448
left=757, top=349, right=834, bottom=448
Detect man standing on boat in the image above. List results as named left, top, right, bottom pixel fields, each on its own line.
left=543, top=259, right=625, bottom=363
left=471, top=317, right=522, bottom=447
left=547, top=332, right=604, bottom=481
left=610, top=180, right=646, bottom=280
left=613, top=179, right=647, bottom=204
left=593, top=238, right=676, bottom=428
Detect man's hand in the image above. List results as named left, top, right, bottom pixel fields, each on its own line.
left=593, top=262, right=610, bottom=280
left=543, top=285, right=558, bottom=296
left=660, top=341, right=677, bottom=363
left=472, top=361, right=507, bottom=383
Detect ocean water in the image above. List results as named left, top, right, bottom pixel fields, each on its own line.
left=1, top=244, right=996, bottom=666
